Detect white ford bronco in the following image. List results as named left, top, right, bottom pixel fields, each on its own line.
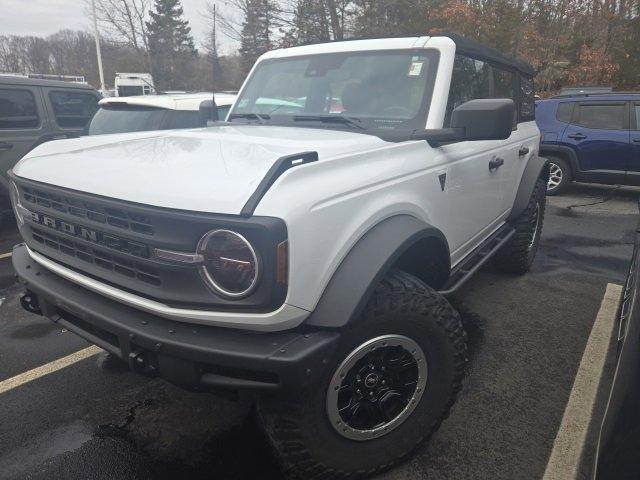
left=10, top=34, right=547, bottom=478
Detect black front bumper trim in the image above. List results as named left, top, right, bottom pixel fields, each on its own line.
left=12, top=244, right=339, bottom=392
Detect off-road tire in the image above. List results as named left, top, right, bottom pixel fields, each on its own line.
left=545, top=155, right=571, bottom=195
left=257, top=270, right=467, bottom=479
left=493, top=178, right=546, bottom=274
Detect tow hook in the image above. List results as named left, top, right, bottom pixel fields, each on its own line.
left=128, top=349, right=158, bottom=376
left=20, top=292, right=42, bottom=316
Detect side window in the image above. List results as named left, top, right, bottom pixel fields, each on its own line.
left=556, top=102, right=574, bottom=123
left=634, top=105, right=640, bottom=130
left=445, top=55, right=490, bottom=126
left=49, top=91, right=99, bottom=128
left=0, top=88, right=39, bottom=129
left=165, top=111, right=206, bottom=129
left=445, top=55, right=517, bottom=126
left=519, top=76, right=535, bottom=122
left=494, top=68, right=516, bottom=101
left=575, top=104, right=625, bottom=130
left=217, top=106, right=231, bottom=120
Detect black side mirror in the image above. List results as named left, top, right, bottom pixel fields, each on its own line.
left=408, top=98, right=516, bottom=144
left=199, top=99, right=219, bottom=125
left=450, top=98, right=515, bottom=141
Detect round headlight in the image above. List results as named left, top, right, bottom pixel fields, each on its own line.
left=197, top=229, right=260, bottom=298
left=9, top=181, right=23, bottom=225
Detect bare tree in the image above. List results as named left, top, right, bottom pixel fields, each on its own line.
left=90, top=0, right=152, bottom=68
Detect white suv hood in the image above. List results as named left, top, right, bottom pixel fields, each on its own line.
left=14, top=125, right=388, bottom=214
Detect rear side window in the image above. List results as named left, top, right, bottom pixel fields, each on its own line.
left=49, top=91, right=99, bottom=128
left=0, top=89, right=39, bottom=129
left=556, top=102, right=574, bottom=123
left=575, top=104, right=625, bottom=130
left=519, top=76, right=535, bottom=122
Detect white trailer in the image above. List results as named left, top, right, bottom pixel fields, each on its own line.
left=114, top=73, right=155, bottom=97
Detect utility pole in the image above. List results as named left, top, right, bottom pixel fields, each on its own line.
left=90, top=0, right=106, bottom=92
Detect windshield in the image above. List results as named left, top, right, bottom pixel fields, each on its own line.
left=230, top=49, right=438, bottom=135
left=89, top=105, right=167, bottom=135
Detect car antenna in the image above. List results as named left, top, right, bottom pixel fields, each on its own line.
left=210, top=3, right=219, bottom=121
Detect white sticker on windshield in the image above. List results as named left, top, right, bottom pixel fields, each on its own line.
left=408, top=62, right=423, bottom=76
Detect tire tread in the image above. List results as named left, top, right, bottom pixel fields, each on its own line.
left=258, top=270, right=467, bottom=479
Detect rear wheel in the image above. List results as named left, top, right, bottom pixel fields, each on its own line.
left=493, top=178, right=546, bottom=274
left=546, top=156, right=571, bottom=195
left=257, top=270, right=467, bottom=479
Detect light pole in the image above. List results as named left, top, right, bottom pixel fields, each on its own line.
left=90, top=0, right=106, bottom=92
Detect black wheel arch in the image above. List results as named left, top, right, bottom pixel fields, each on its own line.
left=540, top=144, right=579, bottom=176
left=507, top=155, right=551, bottom=221
left=304, top=215, right=450, bottom=329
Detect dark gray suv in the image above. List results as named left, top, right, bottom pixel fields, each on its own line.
left=0, top=76, right=100, bottom=225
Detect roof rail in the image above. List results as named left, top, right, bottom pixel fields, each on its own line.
left=550, top=91, right=640, bottom=99
left=0, top=73, right=86, bottom=84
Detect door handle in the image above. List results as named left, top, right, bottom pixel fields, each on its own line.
left=489, top=157, right=504, bottom=171
left=518, top=146, right=530, bottom=157
left=568, top=133, right=587, bottom=140
left=0, top=142, right=13, bottom=150
left=633, top=138, right=640, bottom=143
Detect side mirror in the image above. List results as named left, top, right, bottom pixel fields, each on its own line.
left=409, top=98, right=516, bottom=144
left=199, top=99, right=219, bottom=125
left=450, top=98, right=515, bottom=141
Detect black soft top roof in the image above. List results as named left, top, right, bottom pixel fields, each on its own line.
left=435, top=32, right=536, bottom=77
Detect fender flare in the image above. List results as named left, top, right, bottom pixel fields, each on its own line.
left=304, top=215, right=450, bottom=329
left=507, top=155, right=550, bottom=222
left=539, top=144, right=580, bottom=175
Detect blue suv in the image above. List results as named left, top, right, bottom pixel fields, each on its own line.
left=536, top=93, right=640, bottom=194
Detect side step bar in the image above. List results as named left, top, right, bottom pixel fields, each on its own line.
left=439, top=225, right=516, bottom=296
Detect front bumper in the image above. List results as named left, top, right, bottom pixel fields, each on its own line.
left=12, top=244, right=339, bottom=392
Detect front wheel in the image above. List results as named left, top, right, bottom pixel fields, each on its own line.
left=257, top=270, right=467, bottom=479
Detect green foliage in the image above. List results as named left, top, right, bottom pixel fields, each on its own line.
left=239, top=0, right=278, bottom=74
left=146, top=0, right=197, bottom=90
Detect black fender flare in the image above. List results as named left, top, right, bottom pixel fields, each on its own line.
left=507, top=155, right=550, bottom=221
left=539, top=144, right=580, bottom=176
left=304, top=215, right=450, bottom=329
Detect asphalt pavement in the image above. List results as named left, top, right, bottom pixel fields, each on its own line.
left=0, top=182, right=637, bottom=480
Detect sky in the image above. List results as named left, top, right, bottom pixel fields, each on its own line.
left=0, top=0, right=238, bottom=53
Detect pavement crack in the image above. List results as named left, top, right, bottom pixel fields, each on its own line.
left=565, top=185, right=621, bottom=211
left=96, top=399, right=153, bottom=439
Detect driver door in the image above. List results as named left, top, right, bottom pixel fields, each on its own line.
left=438, top=55, right=512, bottom=264
left=437, top=140, right=507, bottom=265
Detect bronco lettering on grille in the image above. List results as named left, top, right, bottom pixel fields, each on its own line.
left=28, top=211, right=149, bottom=258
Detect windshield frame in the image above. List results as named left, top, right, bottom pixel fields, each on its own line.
left=228, top=48, right=441, bottom=139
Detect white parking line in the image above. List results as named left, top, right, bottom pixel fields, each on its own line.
left=0, top=252, right=12, bottom=259
left=542, top=282, right=622, bottom=480
left=0, top=345, right=102, bottom=395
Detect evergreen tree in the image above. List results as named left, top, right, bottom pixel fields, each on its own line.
left=288, top=0, right=331, bottom=45
left=239, top=0, right=277, bottom=74
left=146, top=0, right=197, bottom=90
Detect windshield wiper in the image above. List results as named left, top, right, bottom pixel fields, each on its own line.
left=293, top=115, right=366, bottom=130
left=228, top=112, right=270, bottom=124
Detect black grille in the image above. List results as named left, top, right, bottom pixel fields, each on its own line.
left=32, top=227, right=161, bottom=286
left=11, top=173, right=289, bottom=312
left=21, top=185, right=154, bottom=236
